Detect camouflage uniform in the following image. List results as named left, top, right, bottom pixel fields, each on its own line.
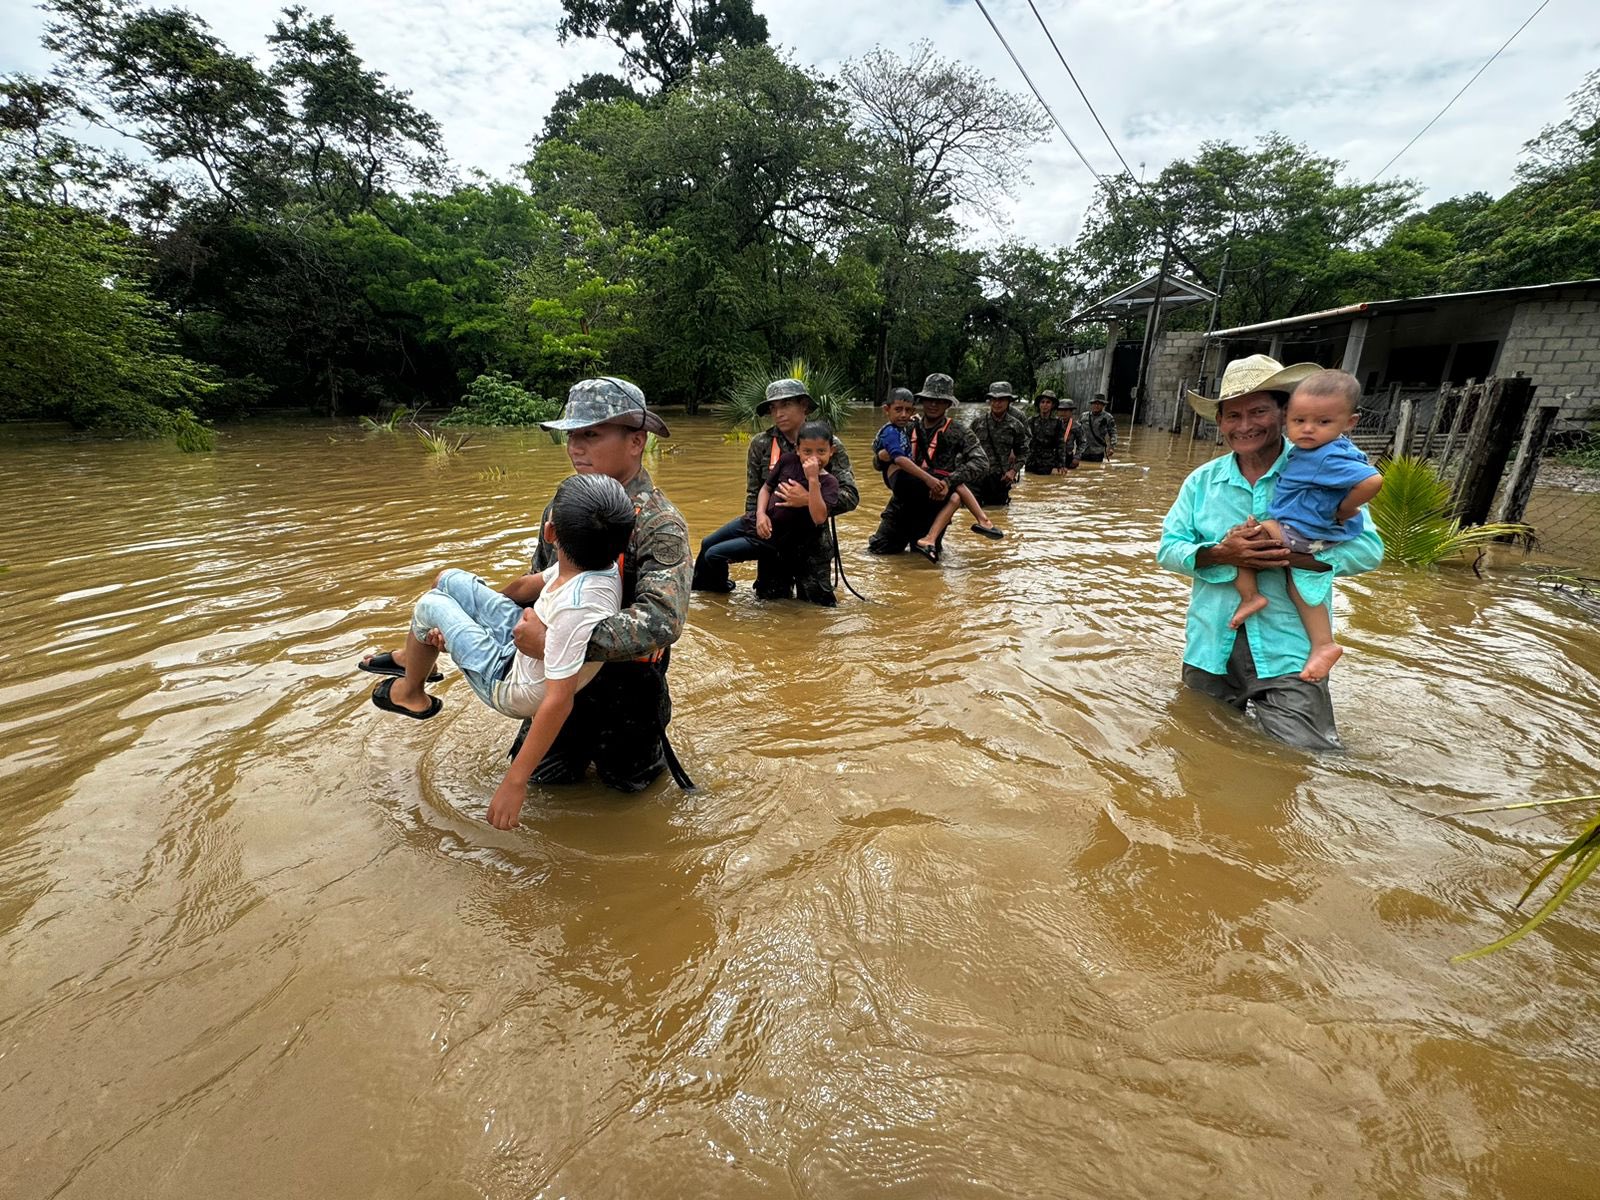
left=510, top=377, right=690, bottom=793
left=866, top=413, right=989, bottom=553
left=523, top=467, right=690, bottom=791
left=1080, top=408, right=1117, bottom=460
left=968, top=407, right=1031, bottom=505
left=745, top=428, right=859, bottom=605
left=1026, top=413, right=1065, bottom=473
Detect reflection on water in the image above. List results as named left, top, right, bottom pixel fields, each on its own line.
left=2, top=417, right=1598, bottom=1198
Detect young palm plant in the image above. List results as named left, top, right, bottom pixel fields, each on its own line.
left=720, top=357, right=856, bottom=432
left=1453, top=794, right=1600, bottom=961
left=1367, top=455, right=1530, bottom=568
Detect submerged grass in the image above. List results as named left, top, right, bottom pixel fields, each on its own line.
left=415, top=426, right=469, bottom=456
left=1368, top=456, right=1530, bottom=567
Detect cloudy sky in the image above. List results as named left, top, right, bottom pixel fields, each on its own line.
left=6, top=0, right=1596, bottom=247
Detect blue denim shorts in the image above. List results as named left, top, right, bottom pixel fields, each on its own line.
left=410, top=568, right=521, bottom=713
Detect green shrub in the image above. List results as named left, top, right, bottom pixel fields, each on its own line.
left=1555, top=431, right=1600, bottom=471
left=173, top=407, right=215, bottom=453
left=439, top=372, right=559, bottom=427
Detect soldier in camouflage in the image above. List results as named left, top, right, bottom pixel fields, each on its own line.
left=1025, top=391, right=1067, bottom=475
left=968, top=381, right=1031, bottom=506
left=867, top=373, right=990, bottom=555
left=503, top=377, right=692, bottom=792
left=1078, top=393, right=1117, bottom=463
left=691, top=378, right=860, bottom=605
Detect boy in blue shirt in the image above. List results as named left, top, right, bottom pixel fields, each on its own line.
left=1230, top=370, right=1383, bottom=681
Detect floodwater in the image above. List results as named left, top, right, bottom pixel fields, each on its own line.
left=3, top=415, right=1599, bottom=1199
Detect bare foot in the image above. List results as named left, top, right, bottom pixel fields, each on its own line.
left=1229, top=594, right=1268, bottom=629
left=1299, top=643, right=1344, bottom=682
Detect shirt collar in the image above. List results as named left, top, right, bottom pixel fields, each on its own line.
left=1223, top=438, right=1291, bottom=488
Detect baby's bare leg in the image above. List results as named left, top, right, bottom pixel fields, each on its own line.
left=1285, top=566, right=1343, bottom=681
left=1230, top=566, right=1268, bottom=628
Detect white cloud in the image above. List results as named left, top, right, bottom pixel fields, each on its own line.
left=5, top=0, right=1595, bottom=255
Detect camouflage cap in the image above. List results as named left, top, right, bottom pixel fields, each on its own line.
left=916, top=373, right=958, bottom=403
left=755, top=377, right=816, bottom=416
left=986, top=381, right=1016, bottom=400
left=541, top=376, right=670, bottom=436
left=1060, top=397, right=1077, bottom=409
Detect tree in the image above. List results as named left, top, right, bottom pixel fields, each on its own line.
left=0, top=197, right=213, bottom=431
left=556, top=0, right=768, bottom=89
left=524, top=46, right=869, bottom=410
left=541, top=72, right=642, bottom=142
left=1074, top=136, right=1418, bottom=327
left=1440, top=70, right=1600, bottom=289
left=839, top=42, right=1051, bottom=399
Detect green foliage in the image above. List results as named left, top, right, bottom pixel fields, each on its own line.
left=720, top=357, right=856, bottom=431
left=439, top=372, right=559, bottom=427
left=1452, top=794, right=1600, bottom=962
left=415, top=426, right=468, bottom=456
left=0, top=198, right=215, bottom=432
left=358, top=405, right=409, bottom=432
left=172, top=407, right=214, bottom=452
left=556, top=0, right=769, bottom=88
left=1367, top=456, right=1531, bottom=568
left=1074, top=134, right=1420, bottom=328
left=1555, top=432, right=1600, bottom=470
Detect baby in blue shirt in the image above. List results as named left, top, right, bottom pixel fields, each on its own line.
left=1231, top=370, right=1384, bottom=681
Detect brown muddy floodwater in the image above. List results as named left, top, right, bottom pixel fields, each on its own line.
left=3, top=414, right=1599, bottom=1199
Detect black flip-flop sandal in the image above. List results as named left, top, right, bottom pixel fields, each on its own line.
left=358, top=651, right=443, bottom=683
left=911, top=542, right=940, bottom=564
left=970, top=523, right=1005, bottom=540
left=370, top=677, right=443, bottom=721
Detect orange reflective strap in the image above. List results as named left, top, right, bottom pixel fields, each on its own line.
left=769, top=436, right=781, bottom=470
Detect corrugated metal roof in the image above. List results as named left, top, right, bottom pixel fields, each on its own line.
left=1207, top=278, right=1600, bottom=340
left=1066, top=272, right=1216, bottom=325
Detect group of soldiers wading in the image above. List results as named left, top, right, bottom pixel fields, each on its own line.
left=691, top=372, right=1119, bottom=604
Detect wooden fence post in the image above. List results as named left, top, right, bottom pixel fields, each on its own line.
left=1420, top=381, right=1452, bottom=459
left=1493, top=402, right=1561, bottom=527
left=1440, top=379, right=1481, bottom=474
left=1454, top=374, right=1538, bottom=525
left=1170, top=380, right=1187, bottom=434
left=1389, top=393, right=1416, bottom=461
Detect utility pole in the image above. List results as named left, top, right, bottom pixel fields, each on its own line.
left=1130, top=234, right=1172, bottom=427
left=1201, top=243, right=1232, bottom=397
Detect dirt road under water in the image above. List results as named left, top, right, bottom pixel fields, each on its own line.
left=2, top=415, right=1598, bottom=1198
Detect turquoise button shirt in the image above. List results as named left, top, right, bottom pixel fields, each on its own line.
left=1157, top=440, right=1384, bottom=678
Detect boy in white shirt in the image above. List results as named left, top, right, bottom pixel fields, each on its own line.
left=363, top=474, right=636, bottom=828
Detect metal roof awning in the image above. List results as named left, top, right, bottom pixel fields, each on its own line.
left=1066, top=272, right=1216, bottom=325
left=1207, top=277, right=1600, bottom=341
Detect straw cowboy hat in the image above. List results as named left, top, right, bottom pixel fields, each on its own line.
left=1184, top=354, right=1322, bottom=422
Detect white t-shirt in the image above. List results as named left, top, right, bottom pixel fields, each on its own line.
left=494, top=563, right=621, bottom=718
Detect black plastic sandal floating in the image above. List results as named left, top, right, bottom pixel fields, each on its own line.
left=911, top=542, right=940, bottom=564
left=358, top=651, right=443, bottom=683
left=369, top=677, right=443, bottom=721
left=970, top=523, right=1005, bottom=540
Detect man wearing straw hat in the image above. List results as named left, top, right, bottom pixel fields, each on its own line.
left=1156, top=355, right=1384, bottom=750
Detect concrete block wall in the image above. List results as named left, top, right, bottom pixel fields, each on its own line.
left=1139, top=332, right=1208, bottom=429
left=1498, top=297, right=1600, bottom=428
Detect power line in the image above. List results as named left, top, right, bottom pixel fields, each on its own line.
left=1367, top=0, right=1551, bottom=184
left=1024, top=0, right=1138, bottom=182
left=970, top=0, right=1107, bottom=187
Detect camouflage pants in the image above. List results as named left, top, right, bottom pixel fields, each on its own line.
left=867, top=472, right=941, bottom=554
left=511, top=657, right=672, bottom=793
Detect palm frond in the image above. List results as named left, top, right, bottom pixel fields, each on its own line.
left=1452, top=795, right=1600, bottom=962
left=718, top=356, right=857, bottom=432
left=1368, top=455, right=1530, bottom=568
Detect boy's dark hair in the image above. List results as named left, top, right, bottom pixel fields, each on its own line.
left=886, top=387, right=915, bottom=407
left=549, top=474, right=635, bottom=570
left=1293, top=369, right=1362, bottom=413
left=797, top=420, right=834, bottom=443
